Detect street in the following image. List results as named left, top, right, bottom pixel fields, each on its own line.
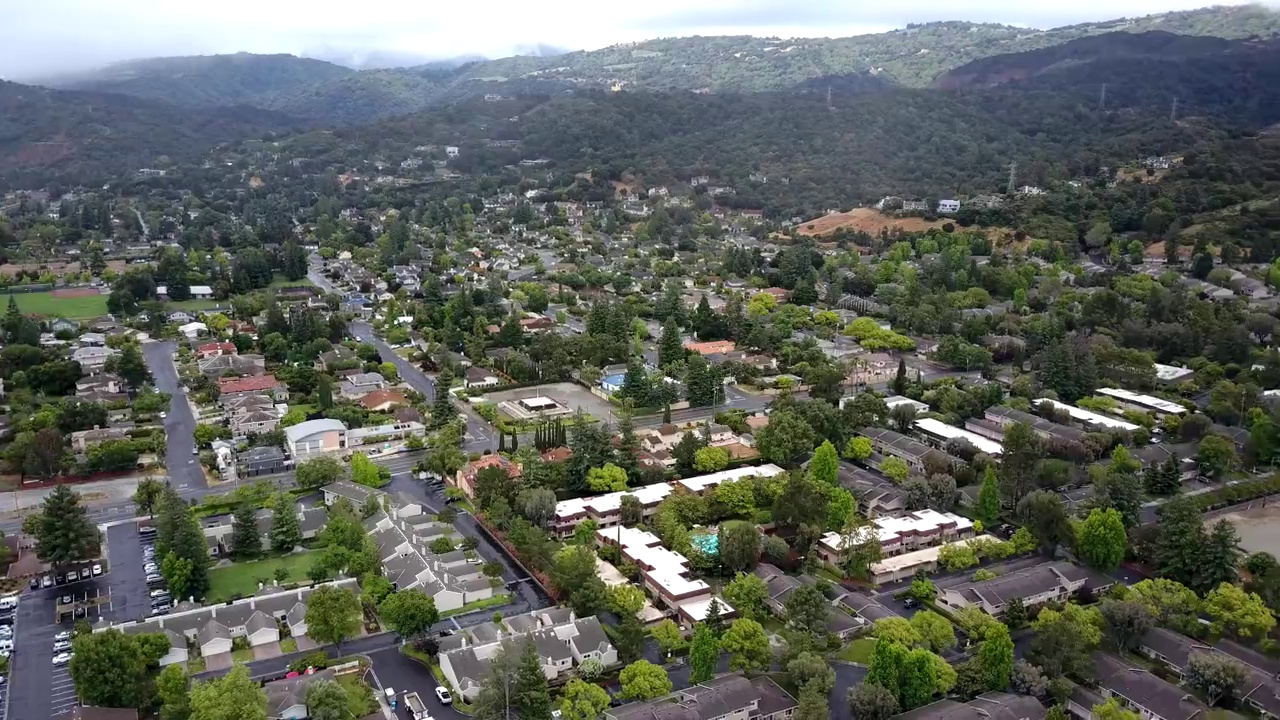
left=141, top=340, right=207, bottom=491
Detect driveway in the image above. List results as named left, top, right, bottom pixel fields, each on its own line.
left=253, top=642, right=283, bottom=661
left=141, top=341, right=207, bottom=491
left=203, top=652, right=234, bottom=672
left=104, top=522, right=151, bottom=624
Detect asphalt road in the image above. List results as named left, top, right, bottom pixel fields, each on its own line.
left=142, top=340, right=207, bottom=491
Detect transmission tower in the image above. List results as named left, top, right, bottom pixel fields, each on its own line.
left=1007, top=161, right=1017, bottom=196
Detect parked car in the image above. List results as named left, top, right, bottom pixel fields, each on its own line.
left=52, top=653, right=72, bottom=666
left=902, top=597, right=921, bottom=610
left=159, top=412, right=167, bottom=419
left=28, top=577, right=38, bottom=590
left=435, top=687, right=452, bottom=705
left=53, top=641, right=70, bottom=652
left=54, top=631, right=71, bottom=641
left=65, top=570, right=78, bottom=583
left=91, top=564, right=103, bottom=576
left=143, top=564, right=158, bottom=574
left=150, top=605, right=170, bottom=616
left=146, top=574, right=164, bottom=585
left=41, top=576, right=52, bottom=588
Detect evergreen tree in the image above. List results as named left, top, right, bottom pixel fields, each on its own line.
left=688, top=623, right=719, bottom=684
left=115, top=344, right=152, bottom=389
left=318, top=375, right=334, bottom=410
left=619, top=357, right=653, bottom=407
left=515, top=638, right=554, bottom=720
left=432, top=391, right=458, bottom=428
left=269, top=492, right=302, bottom=553
left=1154, top=495, right=1209, bottom=592
left=892, top=358, right=908, bottom=395
left=1200, top=520, right=1243, bottom=593
left=975, top=466, right=1001, bottom=525
left=686, top=353, right=717, bottom=407
left=616, top=412, right=640, bottom=480
left=499, top=432, right=507, bottom=453
left=663, top=404, right=672, bottom=424
left=229, top=502, right=262, bottom=560
left=510, top=431, right=519, bottom=452
left=659, top=318, right=684, bottom=369
left=156, top=486, right=211, bottom=599
left=32, top=485, right=97, bottom=567
left=704, top=598, right=726, bottom=637
left=281, top=239, right=308, bottom=281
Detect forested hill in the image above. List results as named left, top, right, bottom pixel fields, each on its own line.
left=43, top=53, right=353, bottom=108
left=28, top=4, right=1280, bottom=126
left=0, top=81, right=302, bottom=191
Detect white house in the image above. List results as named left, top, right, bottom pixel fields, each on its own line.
left=937, top=199, right=961, bottom=214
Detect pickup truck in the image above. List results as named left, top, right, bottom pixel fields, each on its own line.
left=404, top=691, right=430, bottom=720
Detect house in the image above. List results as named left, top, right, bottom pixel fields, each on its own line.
left=71, top=345, right=119, bottom=374
left=605, top=674, right=797, bottom=720
left=177, top=321, right=208, bottom=339
left=229, top=406, right=281, bottom=437
left=196, top=341, right=237, bottom=359
left=70, top=427, right=131, bottom=454
left=465, top=367, right=500, bottom=389
left=315, top=346, right=358, bottom=372
left=455, top=455, right=522, bottom=499
left=264, top=668, right=338, bottom=719
left=237, top=446, right=288, bottom=478
left=219, top=374, right=282, bottom=399
left=338, top=372, right=386, bottom=399
left=50, top=318, right=80, bottom=334
left=284, top=419, right=348, bottom=459
left=753, top=563, right=805, bottom=615
left=937, top=561, right=1089, bottom=616
left=937, top=199, right=960, bottom=214
left=359, top=390, right=408, bottom=412
left=1076, top=653, right=1207, bottom=720
left=898, top=693, right=1047, bottom=720
left=684, top=340, right=736, bottom=356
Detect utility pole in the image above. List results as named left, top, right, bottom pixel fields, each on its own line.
left=1099, top=83, right=1107, bottom=111
left=826, top=85, right=834, bottom=112
left=1006, top=161, right=1017, bottom=196
left=1170, top=97, right=1179, bottom=122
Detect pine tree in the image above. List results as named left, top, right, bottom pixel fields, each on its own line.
left=975, top=466, right=1001, bottom=525
left=157, top=486, right=211, bottom=600
left=32, top=485, right=97, bottom=567
left=892, top=358, right=907, bottom=395
left=1154, top=495, right=1208, bottom=591
left=510, top=431, right=518, bottom=453
left=269, top=493, right=302, bottom=553
left=318, top=376, right=334, bottom=410
left=659, top=318, right=684, bottom=369
left=432, top=391, right=458, bottom=428
left=663, top=404, right=672, bottom=424
left=704, top=598, right=726, bottom=637
left=515, top=639, right=553, bottom=720
left=689, top=623, right=719, bottom=684
left=229, top=502, right=262, bottom=561
left=686, top=354, right=716, bottom=407
left=617, top=412, right=640, bottom=480
left=499, top=432, right=507, bottom=453
left=1199, top=519, right=1243, bottom=593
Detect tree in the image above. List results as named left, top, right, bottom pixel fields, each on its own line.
left=1099, top=600, right=1154, bottom=653
left=755, top=410, right=817, bottom=466
left=269, top=492, right=302, bottom=553
left=379, top=590, right=440, bottom=637
left=619, top=659, right=672, bottom=700
left=659, top=318, right=684, bottom=369
left=304, top=585, right=361, bottom=652
left=999, top=422, right=1042, bottom=506
left=1204, top=582, right=1277, bottom=640
left=1016, top=491, right=1072, bottom=555
left=349, top=452, right=382, bottom=487
left=763, top=535, right=790, bottom=565
left=295, top=456, right=344, bottom=491
left=785, top=584, right=830, bottom=636
left=845, top=436, right=873, bottom=461
left=848, top=683, right=899, bottom=720
left=1201, top=519, right=1244, bottom=593
left=188, top=664, right=268, bottom=720
left=559, top=679, right=611, bottom=720
left=689, top=623, right=719, bottom=683
left=1029, top=604, right=1102, bottom=678
left=1076, top=508, right=1127, bottom=571
left=975, top=623, right=1015, bottom=693
left=975, top=466, right=1001, bottom=525
left=1009, top=660, right=1049, bottom=699
left=789, top=651, right=836, bottom=696
left=615, top=613, right=648, bottom=664
left=69, top=629, right=149, bottom=708
left=808, top=440, right=839, bottom=486
left=229, top=502, right=262, bottom=561
left=694, top=446, right=730, bottom=472
left=301, top=679, right=349, bottom=720
left=608, top=584, right=647, bottom=617
left=1130, top=578, right=1201, bottom=628
left=796, top=682, right=829, bottom=720
left=157, top=664, right=191, bottom=720
left=911, top=611, right=957, bottom=653
left=1186, top=651, right=1249, bottom=707
left=722, top=572, right=769, bottom=622
left=33, top=484, right=97, bottom=567
left=133, top=476, right=165, bottom=518
left=650, top=619, right=688, bottom=657
left=874, top=617, right=923, bottom=648
left=620, top=494, right=643, bottom=527
left=161, top=551, right=194, bottom=601
left=514, top=637, right=554, bottom=720
left=586, top=463, right=628, bottom=492
left=1197, top=434, right=1237, bottom=479
left=720, top=618, right=770, bottom=673
left=718, top=521, right=760, bottom=573
left=880, top=456, right=910, bottom=483
left=116, top=343, right=153, bottom=389
left=1092, top=698, right=1140, bottom=720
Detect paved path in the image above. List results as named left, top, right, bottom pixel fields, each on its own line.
left=142, top=340, right=207, bottom=491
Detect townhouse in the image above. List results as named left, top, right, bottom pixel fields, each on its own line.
left=898, top=692, right=1047, bottom=720
left=1095, top=388, right=1188, bottom=418
left=606, top=674, right=797, bottom=720
left=1034, top=399, right=1140, bottom=433
left=1069, top=653, right=1207, bottom=720
left=816, top=510, right=979, bottom=584
left=859, top=426, right=960, bottom=475
left=937, top=561, right=1093, bottom=616
left=973, top=406, right=1087, bottom=446
left=1138, top=628, right=1280, bottom=717
left=440, top=610, right=618, bottom=701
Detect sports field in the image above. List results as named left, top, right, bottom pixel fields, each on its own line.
left=6, top=291, right=109, bottom=319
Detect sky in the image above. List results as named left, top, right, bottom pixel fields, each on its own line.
left=0, top=0, right=1265, bottom=80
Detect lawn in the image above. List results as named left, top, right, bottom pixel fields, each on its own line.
left=442, top=593, right=512, bottom=618
left=232, top=647, right=254, bottom=663
left=206, top=551, right=320, bottom=602
left=337, top=675, right=379, bottom=717
left=837, top=637, right=877, bottom=664
left=280, top=637, right=298, bottom=654
left=7, top=291, right=108, bottom=318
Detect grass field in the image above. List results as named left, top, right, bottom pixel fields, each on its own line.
left=206, top=551, right=319, bottom=602
left=6, top=291, right=108, bottom=318
left=836, top=637, right=877, bottom=664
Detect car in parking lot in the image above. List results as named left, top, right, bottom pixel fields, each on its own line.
left=42, top=575, right=53, bottom=588
left=66, top=570, right=78, bottom=582
left=52, top=652, right=72, bottom=666
left=151, top=604, right=170, bottom=616
left=902, top=597, right=921, bottom=610
left=29, top=577, right=38, bottom=590
left=143, top=563, right=158, bottom=574
left=53, top=641, right=70, bottom=652
left=91, top=564, right=103, bottom=576
left=54, top=631, right=71, bottom=642
left=60, top=595, right=72, bottom=605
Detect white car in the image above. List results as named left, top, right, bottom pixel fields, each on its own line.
left=91, top=564, right=102, bottom=576
left=159, top=412, right=167, bottom=419
left=52, top=652, right=72, bottom=666
left=0, top=640, right=14, bottom=651
left=143, top=564, right=158, bottom=574
left=435, top=687, right=453, bottom=705
left=54, top=631, right=71, bottom=642
left=41, top=576, right=52, bottom=588
left=53, top=641, right=71, bottom=652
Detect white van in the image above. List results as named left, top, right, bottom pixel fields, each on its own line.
left=0, top=596, right=18, bottom=611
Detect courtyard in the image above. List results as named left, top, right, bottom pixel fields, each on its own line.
left=206, top=550, right=321, bottom=602
left=480, top=382, right=617, bottom=426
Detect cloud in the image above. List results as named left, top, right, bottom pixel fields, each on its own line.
left=0, top=0, right=1261, bottom=81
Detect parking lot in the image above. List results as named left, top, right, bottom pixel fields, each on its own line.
left=103, top=522, right=163, bottom=623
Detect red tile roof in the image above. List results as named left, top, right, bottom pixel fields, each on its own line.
left=359, top=390, right=408, bottom=410
left=541, top=447, right=573, bottom=463
left=218, top=374, right=279, bottom=394
left=197, top=341, right=237, bottom=357
left=683, top=340, right=736, bottom=355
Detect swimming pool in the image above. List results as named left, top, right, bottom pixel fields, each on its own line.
left=691, top=533, right=719, bottom=556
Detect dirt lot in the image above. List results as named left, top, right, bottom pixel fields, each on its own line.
left=1218, top=503, right=1280, bottom=556
left=795, top=208, right=950, bottom=236
left=482, top=382, right=617, bottom=423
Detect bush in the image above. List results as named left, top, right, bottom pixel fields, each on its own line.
left=289, top=651, right=331, bottom=673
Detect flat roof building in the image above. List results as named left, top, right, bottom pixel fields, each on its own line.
left=1034, top=399, right=1139, bottom=432
left=914, top=417, right=1003, bottom=456
left=1096, top=388, right=1188, bottom=416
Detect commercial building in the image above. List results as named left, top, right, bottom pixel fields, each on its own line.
left=1034, top=399, right=1139, bottom=433
left=914, top=417, right=1003, bottom=456
left=284, top=419, right=347, bottom=459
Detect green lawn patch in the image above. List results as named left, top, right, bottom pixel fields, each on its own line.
left=441, top=593, right=512, bottom=618
left=337, top=675, right=378, bottom=717
left=837, top=637, right=877, bottom=664
left=280, top=637, right=298, bottom=654
left=187, top=656, right=206, bottom=674
left=206, top=551, right=320, bottom=602
left=268, top=275, right=315, bottom=290
left=7, top=291, right=108, bottom=319
left=232, top=647, right=254, bottom=663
